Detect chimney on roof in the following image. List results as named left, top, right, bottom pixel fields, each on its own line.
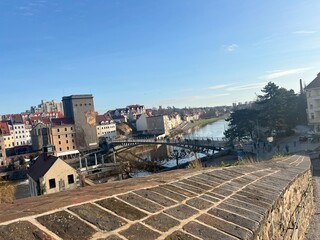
left=42, top=145, right=55, bottom=161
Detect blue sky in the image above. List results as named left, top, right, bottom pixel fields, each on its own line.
left=1, top=0, right=320, bottom=114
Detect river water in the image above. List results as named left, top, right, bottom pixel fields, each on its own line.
left=183, top=119, right=228, bottom=139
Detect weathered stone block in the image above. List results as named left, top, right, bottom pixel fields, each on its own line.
left=36, top=210, right=96, bottom=240
left=149, top=186, right=186, bottom=202
left=68, top=203, right=127, bottom=231
left=118, top=192, right=163, bottom=213
left=144, top=213, right=180, bottom=232
left=183, top=221, right=236, bottom=240
left=186, top=197, right=213, bottom=210
left=165, top=204, right=198, bottom=220
left=134, top=189, right=177, bottom=207
left=119, top=223, right=160, bottom=240
left=197, top=213, right=253, bottom=239
left=0, top=221, right=53, bottom=240
left=96, top=197, right=147, bottom=221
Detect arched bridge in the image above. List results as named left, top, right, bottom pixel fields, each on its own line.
left=108, top=137, right=228, bottom=152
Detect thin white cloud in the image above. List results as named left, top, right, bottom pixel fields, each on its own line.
left=224, top=44, right=238, bottom=52
left=293, top=30, right=317, bottom=34
left=208, top=84, right=230, bottom=90
left=227, top=82, right=267, bottom=91
left=262, top=67, right=311, bottom=80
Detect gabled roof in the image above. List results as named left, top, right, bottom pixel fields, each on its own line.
left=96, top=114, right=113, bottom=123
left=305, top=73, right=320, bottom=90
left=0, top=121, right=10, bottom=136
left=27, top=154, right=59, bottom=181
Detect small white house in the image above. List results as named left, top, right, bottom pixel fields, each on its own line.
left=136, top=114, right=149, bottom=132
left=27, top=153, right=78, bottom=196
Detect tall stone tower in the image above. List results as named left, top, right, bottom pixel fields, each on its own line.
left=62, top=95, right=98, bottom=151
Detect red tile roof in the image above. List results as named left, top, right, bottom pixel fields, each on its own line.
left=0, top=121, right=10, bottom=136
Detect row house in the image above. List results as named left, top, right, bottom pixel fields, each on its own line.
left=306, top=73, right=320, bottom=133
left=127, top=104, right=145, bottom=120
left=168, top=113, right=182, bottom=129
left=0, top=121, right=10, bottom=165
left=30, top=118, right=79, bottom=160
left=183, top=113, right=200, bottom=122
left=146, top=115, right=171, bottom=136
left=107, top=104, right=146, bottom=121
left=136, top=111, right=153, bottom=132
left=96, top=115, right=117, bottom=139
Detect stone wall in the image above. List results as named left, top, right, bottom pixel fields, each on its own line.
left=0, top=154, right=314, bottom=240
left=255, top=169, right=313, bottom=240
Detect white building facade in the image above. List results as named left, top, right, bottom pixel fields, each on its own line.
left=306, top=73, right=320, bottom=133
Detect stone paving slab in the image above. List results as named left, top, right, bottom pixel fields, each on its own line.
left=183, top=221, right=236, bottom=240
left=36, top=210, right=96, bottom=240
left=197, top=213, right=253, bottom=239
left=119, top=223, right=160, bottom=240
left=133, top=189, right=177, bottom=207
left=0, top=154, right=312, bottom=240
left=68, top=203, right=127, bottom=231
left=148, top=186, right=187, bottom=202
left=0, top=221, right=54, bottom=240
left=143, top=213, right=180, bottom=232
left=117, top=192, right=163, bottom=213
left=164, top=230, right=199, bottom=240
left=96, top=198, right=147, bottom=221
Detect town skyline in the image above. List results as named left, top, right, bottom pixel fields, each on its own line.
left=1, top=0, right=320, bottom=113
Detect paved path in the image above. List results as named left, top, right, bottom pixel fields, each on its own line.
left=242, top=135, right=320, bottom=161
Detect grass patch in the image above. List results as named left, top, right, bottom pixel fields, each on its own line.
left=0, top=182, right=15, bottom=203
left=187, top=158, right=202, bottom=170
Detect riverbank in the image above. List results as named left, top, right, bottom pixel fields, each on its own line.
left=170, top=116, right=226, bottom=137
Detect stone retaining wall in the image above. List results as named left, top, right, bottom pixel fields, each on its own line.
left=0, top=154, right=313, bottom=240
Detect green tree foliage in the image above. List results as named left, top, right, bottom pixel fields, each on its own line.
left=225, top=82, right=307, bottom=141
left=224, top=109, right=259, bottom=141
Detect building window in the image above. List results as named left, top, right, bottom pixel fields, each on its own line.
left=66, top=140, right=69, bottom=144
left=58, top=141, right=61, bottom=145
left=49, top=178, right=56, bottom=189
left=58, top=135, right=60, bottom=139
left=73, top=146, right=75, bottom=149
left=57, top=129, right=60, bottom=132
left=65, top=128, right=67, bottom=131
left=65, top=134, right=68, bottom=138
left=71, top=127, right=73, bottom=130
left=59, top=147, right=62, bottom=151
left=67, top=146, right=69, bottom=150
left=67, top=174, right=74, bottom=184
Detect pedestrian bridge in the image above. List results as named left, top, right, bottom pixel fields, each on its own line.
left=109, top=137, right=228, bottom=152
